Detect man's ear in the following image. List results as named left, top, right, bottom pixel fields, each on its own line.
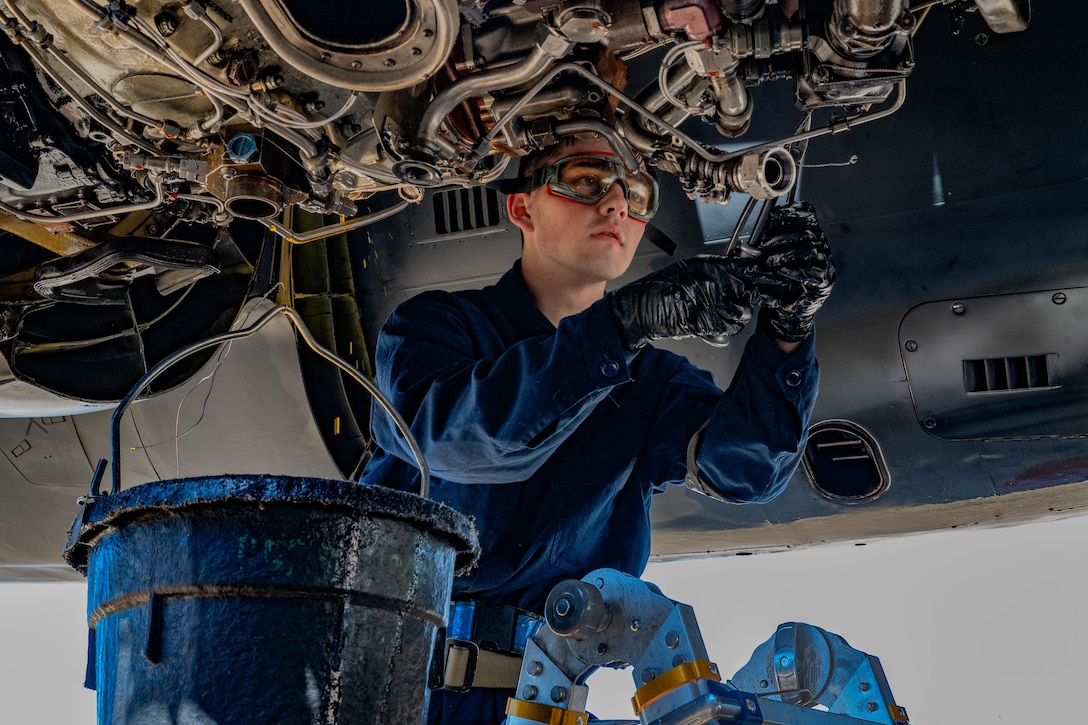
left=506, top=193, right=534, bottom=234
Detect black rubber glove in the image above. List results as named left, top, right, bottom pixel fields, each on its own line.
left=609, top=256, right=757, bottom=350
left=750, top=201, right=836, bottom=343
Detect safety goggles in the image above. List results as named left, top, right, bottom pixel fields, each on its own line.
left=529, top=153, right=659, bottom=222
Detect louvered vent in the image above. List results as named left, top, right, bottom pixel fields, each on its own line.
left=963, top=354, right=1057, bottom=393
left=433, top=186, right=502, bottom=235
left=802, top=421, right=889, bottom=503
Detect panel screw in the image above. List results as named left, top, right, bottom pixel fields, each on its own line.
left=551, top=686, right=567, bottom=703
left=522, top=685, right=538, bottom=700
left=630, top=619, right=641, bottom=632
left=641, top=668, right=656, bottom=683
left=922, top=417, right=937, bottom=429
left=951, top=301, right=965, bottom=315
left=904, top=340, right=918, bottom=352
left=859, top=682, right=871, bottom=692
left=867, top=702, right=879, bottom=712
left=1053, top=292, right=1067, bottom=305
left=665, top=631, right=681, bottom=649
left=597, top=643, right=607, bottom=655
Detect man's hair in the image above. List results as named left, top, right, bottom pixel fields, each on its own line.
left=517, top=136, right=584, bottom=180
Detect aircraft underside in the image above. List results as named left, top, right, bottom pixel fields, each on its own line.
left=0, top=0, right=1084, bottom=581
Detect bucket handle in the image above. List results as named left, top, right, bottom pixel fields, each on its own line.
left=89, top=303, right=431, bottom=499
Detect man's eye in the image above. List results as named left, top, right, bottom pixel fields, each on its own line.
left=570, top=175, right=604, bottom=195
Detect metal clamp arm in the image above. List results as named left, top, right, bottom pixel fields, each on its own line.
left=505, top=569, right=909, bottom=725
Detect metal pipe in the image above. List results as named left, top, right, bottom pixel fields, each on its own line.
left=415, top=22, right=576, bottom=156
left=180, top=0, right=225, bottom=67
left=553, top=119, right=640, bottom=172
left=544, top=62, right=906, bottom=165
left=258, top=200, right=411, bottom=244
left=620, top=62, right=699, bottom=155
left=103, top=303, right=431, bottom=498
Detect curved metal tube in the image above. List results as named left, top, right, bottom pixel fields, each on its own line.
left=416, top=24, right=575, bottom=155
left=658, top=41, right=707, bottom=115
left=258, top=200, right=411, bottom=244
left=621, top=63, right=699, bottom=155
left=102, top=304, right=431, bottom=498
left=186, top=1, right=226, bottom=67
left=553, top=119, right=640, bottom=171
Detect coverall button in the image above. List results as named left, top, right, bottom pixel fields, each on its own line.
left=600, top=359, right=620, bottom=378
left=785, top=370, right=802, bottom=387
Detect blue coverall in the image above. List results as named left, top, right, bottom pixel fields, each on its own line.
left=362, top=261, right=819, bottom=723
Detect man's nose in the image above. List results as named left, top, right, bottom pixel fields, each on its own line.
left=597, top=181, right=629, bottom=217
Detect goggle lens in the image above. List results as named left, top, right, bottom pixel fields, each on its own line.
left=537, top=155, right=658, bottom=221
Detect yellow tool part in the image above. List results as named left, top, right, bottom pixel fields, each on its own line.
left=504, top=698, right=589, bottom=725
left=631, top=659, right=721, bottom=715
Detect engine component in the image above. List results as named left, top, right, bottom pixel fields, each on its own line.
left=0, top=0, right=1031, bottom=277
left=236, top=0, right=461, bottom=91
left=32, top=236, right=219, bottom=304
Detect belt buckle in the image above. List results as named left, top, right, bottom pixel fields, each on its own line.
left=440, top=638, right=479, bottom=693
left=472, top=604, right=519, bottom=653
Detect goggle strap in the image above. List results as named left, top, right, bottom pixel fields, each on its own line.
left=642, top=223, right=678, bottom=256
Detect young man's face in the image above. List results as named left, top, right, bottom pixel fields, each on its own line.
left=511, top=138, right=650, bottom=288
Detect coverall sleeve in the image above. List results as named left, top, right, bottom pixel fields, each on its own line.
left=369, top=291, right=636, bottom=483
left=683, top=325, right=819, bottom=503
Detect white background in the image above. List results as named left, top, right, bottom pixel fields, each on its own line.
left=3, top=514, right=1086, bottom=723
